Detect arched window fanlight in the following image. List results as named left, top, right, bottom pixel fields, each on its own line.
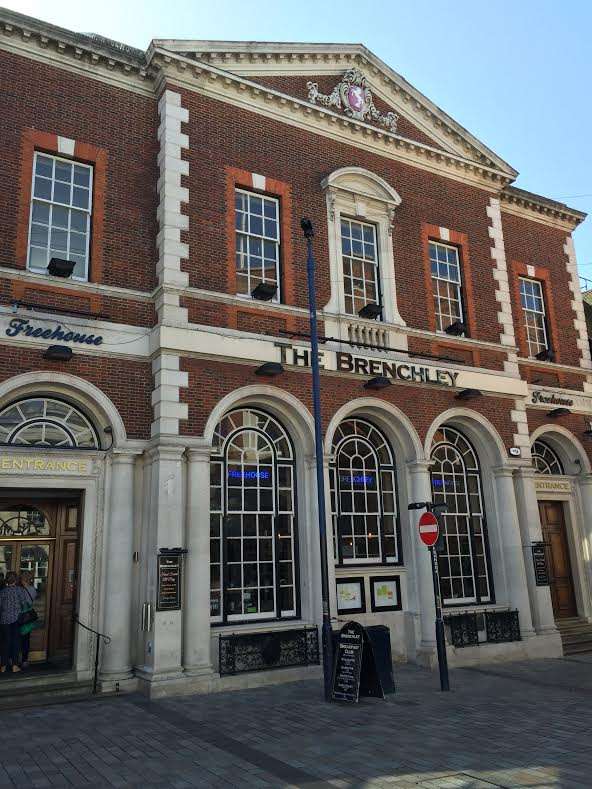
left=0, top=398, right=99, bottom=449
left=210, top=408, right=297, bottom=624
left=430, top=426, right=492, bottom=605
left=329, top=418, right=400, bottom=565
left=532, top=440, right=564, bottom=476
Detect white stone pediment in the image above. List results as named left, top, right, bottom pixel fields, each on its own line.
left=153, top=40, right=517, bottom=177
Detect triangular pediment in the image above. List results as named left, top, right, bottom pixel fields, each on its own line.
left=153, top=40, right=517, bottom=177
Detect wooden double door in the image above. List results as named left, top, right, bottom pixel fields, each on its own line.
left=0, top=497, right=80, bottom=665
left=538, top=500, right=577, bottom=620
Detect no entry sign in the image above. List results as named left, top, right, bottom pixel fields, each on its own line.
left=418, top=511, right=439, bottom=547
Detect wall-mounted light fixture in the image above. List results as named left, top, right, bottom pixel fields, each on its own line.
left=255, top=362, right=284, bottom=377
left=251, top=282, right=277, bottom=301
left=364, top=376, right=391, bottom=390
left=358, top=303, right=382, bottom=320
left=547, top=407, right=570, bottom=418
left=535, top=348, right=555, bottom=363
left=47, top=257, right=75, bottom=278
left=444, top=320, right=466, bottom=337
left=43, top=345, right=72, bottom=361
left=455, top=388, right=482, bottom=401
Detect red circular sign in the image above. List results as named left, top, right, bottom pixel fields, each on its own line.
left=418, top=511, right=439, bottom=547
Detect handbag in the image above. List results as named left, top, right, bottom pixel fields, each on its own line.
left=17, top=587, right=38, bottom=627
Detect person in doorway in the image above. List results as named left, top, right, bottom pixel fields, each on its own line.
left=18, top=572, right=37, bottom=668
left=0, top=572, right=27, bottom=673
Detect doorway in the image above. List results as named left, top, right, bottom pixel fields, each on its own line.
left=0, top=496, right=80, bottom=666
left=538, top=500, right=577, bottom=620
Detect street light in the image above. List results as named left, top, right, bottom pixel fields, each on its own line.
left=301, top=217, right=334, bottom=701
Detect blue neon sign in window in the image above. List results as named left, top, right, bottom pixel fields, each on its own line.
left=228, top=469, right=270, bottom=481
left=340, top=474, right=375, bottom=487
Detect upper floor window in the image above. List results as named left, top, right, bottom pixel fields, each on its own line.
left=235, top=189, right=280, bottom=301
left=429, top=241, right=464, bottom=333
left=27, top=152, right=93, bottom=281
left=341, top=218, right=380, bottom=317
left=519, top=278, right=549, bottom=358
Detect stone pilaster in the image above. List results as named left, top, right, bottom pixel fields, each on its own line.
left=513, top=466, right=557, bottom=634
left=407, top=461, right=437, bottom=660
left=183, top=447, right=214, bottom=676
left=492, top=466, right=535, bottom=637
left=101, top=450, right=140, bottom=683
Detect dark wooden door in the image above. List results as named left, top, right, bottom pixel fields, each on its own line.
left=538, top=501, right=577, bottom=619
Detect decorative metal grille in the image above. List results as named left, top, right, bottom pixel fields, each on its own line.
left=485, top=610, right=521, bottom=643
left=219, top=626, right=320, bottom=676
left=445, top=612, right=479, bottom=647
left=0, top=508, right=49, bottom=537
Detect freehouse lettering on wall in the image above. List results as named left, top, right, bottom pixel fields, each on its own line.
left=278, top=345, right=460, bottom=387
left=5, top=318, right=103, bottom=346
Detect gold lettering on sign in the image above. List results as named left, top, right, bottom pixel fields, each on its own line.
left=534, top=479, right=571, bottom=493
left=0, top=456, right=89, bottom=474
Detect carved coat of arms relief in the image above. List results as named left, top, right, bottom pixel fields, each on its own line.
left=307, top=68, right=398, bottom=133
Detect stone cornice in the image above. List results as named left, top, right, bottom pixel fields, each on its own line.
left=501, top=186, right=586, bottom=231
left=150, top=48, right=514, bottom=192
left=0, top=7, right=156, bottom=94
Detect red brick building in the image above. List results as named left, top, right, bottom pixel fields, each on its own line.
left=0, top=9, right=591, bottom=695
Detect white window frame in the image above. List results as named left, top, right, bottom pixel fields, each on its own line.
left=519, top=277, right=549, bottom=357
left=340, top=217, right=381, bottom=317
left=235, top=188, right=281, bottom=302
left=429, top=240, right=464, bottom=332
left=322, top=167, right=405, bottom=329
left=27, top=151, right=93, bottom=282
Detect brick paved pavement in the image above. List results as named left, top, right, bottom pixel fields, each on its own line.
left=0, top=655, right=590, bottom=788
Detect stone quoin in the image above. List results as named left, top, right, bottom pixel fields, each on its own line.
left=0, top=7, right=591, bottom=698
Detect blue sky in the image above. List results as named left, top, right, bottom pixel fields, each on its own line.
left=7, top=0, right=592, bottom=277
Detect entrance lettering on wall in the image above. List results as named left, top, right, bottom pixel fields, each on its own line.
left=0, top=456, right=90, bottom=473
left=534, top=478, right=572, bottom=494
left=5, top=318, right=103, bottom=346
left=277, top=345, right=460, bottom=388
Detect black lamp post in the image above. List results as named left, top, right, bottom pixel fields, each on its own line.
left=301, top=217, right=334, bottom=701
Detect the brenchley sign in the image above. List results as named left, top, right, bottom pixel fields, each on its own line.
left=277, top=345, right=460, bottom=387
left=5, top=317, right=104, bottom=346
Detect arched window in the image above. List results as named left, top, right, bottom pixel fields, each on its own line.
left=329, top=418, right=399, bottom=564
left=0, top=397, right=98, bottom=448
left=430, top=426, right=492, bottom=605
left=209, top=408, right=297, bottom=623
left=532, top=440, right=564, bottom=475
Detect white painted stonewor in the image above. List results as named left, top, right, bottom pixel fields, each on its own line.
left=492, top=467, right=536, bottom=637
left=183, top=448, right=213, bottom=675
left=151, top=352, right=188, bottom=437
left=487, top=197, right=517, bottom=353
left=100, top=451, right=138, bottom=681
left=141, top=445, right=186, bottom=683
left=407, top=461, right=437, bottom=662
left=563, top=236, right=592, bottom=370
left=513, top=466, right=558, bottom=634
left=156, top=88, right=189, bottom=323
left=576, top=474, right=592, bottom=620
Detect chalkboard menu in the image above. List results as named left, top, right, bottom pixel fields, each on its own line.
left=157, top=554, right=182, bottom=610
left=532, top=542, right=550, bottom=586
left=331, top=621, right=364, bottom=702
left=331, top=621, right=384, bottom=703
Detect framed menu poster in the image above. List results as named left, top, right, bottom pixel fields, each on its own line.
left=370, top=576, right=401, bottom=612
left=336, top=577, right=366, bottom=614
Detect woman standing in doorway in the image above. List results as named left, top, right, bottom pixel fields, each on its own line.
left=18, top=572, right=37, bottom=668
left=0, top=572, right=27, bottom=672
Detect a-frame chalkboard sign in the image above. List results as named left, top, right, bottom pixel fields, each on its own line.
left=330, top=621, right=385, bottom=703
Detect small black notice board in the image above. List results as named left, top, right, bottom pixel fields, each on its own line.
left=331, top=621, right=384, bottom=703
left=157, top=552, right=183, bottom=611
left=532, top=542, right=550, bottom=586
